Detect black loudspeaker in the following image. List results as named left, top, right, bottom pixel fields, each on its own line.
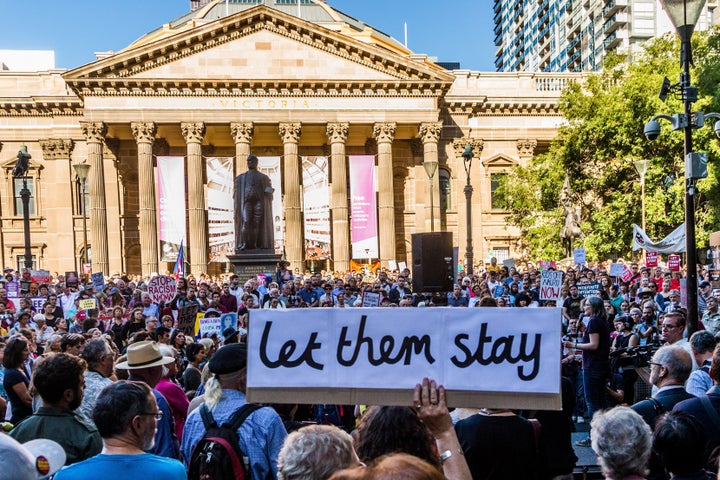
left=411, top=232, right=454, bottom=293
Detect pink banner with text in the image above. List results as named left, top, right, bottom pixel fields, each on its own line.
left=349, top=155, right=378, bottom=259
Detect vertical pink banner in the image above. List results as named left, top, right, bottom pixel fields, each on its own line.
left=156, top=156, right=187, bottom=262
left=349, top=155, right=378, bottom=259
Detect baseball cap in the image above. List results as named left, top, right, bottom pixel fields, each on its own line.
left=0, top=435, right=65, bottom=480
left=700, top=281, right=711, bottom=288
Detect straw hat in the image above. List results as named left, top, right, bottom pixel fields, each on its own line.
left=115, top=341, right=175, bottom=370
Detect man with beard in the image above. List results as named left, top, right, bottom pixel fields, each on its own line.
left=9, top=353, right=102, bottom=464
left=53, top=381, right=186, bottom=480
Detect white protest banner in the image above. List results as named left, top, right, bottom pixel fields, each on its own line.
left=573, top=248, right=586, bottom=265
left=30, top=297, right=45, bottom=312
left=247, top=308, right=562, bottom=410
left=200, top=315, right=222, bottom=337
left=609, top=263, right=625, bottom=277
left=540, top=270, right=563, bottom=300
left=361, top=291, right=380, bottom=307
left=147, top=275, right=177, bottom=304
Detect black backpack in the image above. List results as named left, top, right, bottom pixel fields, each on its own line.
left=188, top=403, right=261, bottom=480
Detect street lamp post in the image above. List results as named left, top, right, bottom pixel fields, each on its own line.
left=461, top=143, right=474, bottom=276
left=633, top=159, right=649, bottom=231
left=424, top=160, right=438, bottom=232
left=73, top=163, right=90, bottom=271
left=12, top=146, right=32, bottom=270
left=643, top=0, right=715, bottom=336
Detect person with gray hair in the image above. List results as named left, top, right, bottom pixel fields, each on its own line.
left=76, top=339, right=115, bottom=425
left=590, top=406, right=652, bottom=480
left=631, top=345, right=694, bottom=428
left=686, top=330, right=716, bottom=397
left=278, top=425, right=361, bottom=480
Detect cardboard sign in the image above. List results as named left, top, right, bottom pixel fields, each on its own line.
left=609, top=263, right=625, bottom=277
left=577, top=281, right=601, bottom=298
left=540, top=270, right=563, bottom=301
left=177, top=304, right=199, bottom=333
left=645, top=251, right=659, bottom=268
left=65, top=271, right=79, bottom=289
left=361, top=291, right=380, bottom=307
left=246, top=308, right=562, bottom=410
left=573, top=248, right=586, bottom=265
left=91, top=272, right=105, bottom=291
left=30, top=270, right=50, bottom=285
left=200, top=315, right=222, bottom=337
left=147, top=275, right=177, bottom=304
left=620, top=265, right=634, bottom=283
left=79, top=298, right=97, bottom=310
left=668, top=255, right=681, bottom=272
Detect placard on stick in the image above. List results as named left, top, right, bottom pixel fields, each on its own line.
left=177, top=304, right=199, bottom=334
left=246, top=308, right=562, bottom=410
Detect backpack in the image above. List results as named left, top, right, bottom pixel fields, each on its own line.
left=313, top=404, right=344, bottom=428
left=188, top=403, right=261, bottom=480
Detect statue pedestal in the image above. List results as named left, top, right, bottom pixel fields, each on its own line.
left=227, top=252, right=282, bottom=278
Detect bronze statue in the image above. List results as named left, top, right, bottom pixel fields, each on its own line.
left=559, top=176, right=583, bottom=258
left=234, top=155, right=274, bottom=252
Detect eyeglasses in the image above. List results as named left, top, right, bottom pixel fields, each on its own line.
left=140, top=411, right=163, bottom=420
left=661, top=324, right=680, bottom=330
left=648, top=361, right=664, bottom=368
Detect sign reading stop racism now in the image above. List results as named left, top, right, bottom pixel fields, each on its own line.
left=147, top=275, right=177, bottom=304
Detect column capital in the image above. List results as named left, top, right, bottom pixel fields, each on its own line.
left=373, top=122, right=396, bottom=144
left=279, top=122, right=302, bottom=143
left=80, top=122, right=107, bottom=143
left=181, top=122, right=206, bottom=144
left=131, top=122, right=157, bottom=144
left=517, top=138, right=537, bottom=158
left=453, top=137, right=484, bottom=158
left=230, top=122, right=254, bottom=144
left=326, top=122, right=349, bottom=144
left=39, top=139, right=74, bottom=160
left=419, top=122, right=443, bottom=144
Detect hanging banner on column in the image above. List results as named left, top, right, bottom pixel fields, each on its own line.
left=302, top=156, right=331, bottom=261
left=349, top=155, right=379, bottom=259
left=257, top=157, right=283, bottom=255
left=157, top=156, right=187, bottom=262
left=206, top=157, right=234, bottom=263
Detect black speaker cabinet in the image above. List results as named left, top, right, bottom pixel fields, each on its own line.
left=411, top=232, right=453, bottom=292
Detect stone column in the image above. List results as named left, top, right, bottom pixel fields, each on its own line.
left=131, top=122, right=159, bottom=276
left=80, top=122, right=110, bottom=275
left=181, top=122, right=207, bottom=275
left=231, top=122, right=254, bottom=177
left=419, top=122, right=443, bottom=233
left=373, top=122, right=397, bottom=267
left=279, top=122, right=302, bottom=267
left=40, top=139, right=75, bottom=268
left=327, top=122, right=350, bottom=272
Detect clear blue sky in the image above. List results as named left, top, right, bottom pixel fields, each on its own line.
left=1, top=0, right=496, bottom=71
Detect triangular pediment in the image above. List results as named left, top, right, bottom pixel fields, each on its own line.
left=483, top=154, right=518, bottom=169
left=63, top=5, right=454, bottom=95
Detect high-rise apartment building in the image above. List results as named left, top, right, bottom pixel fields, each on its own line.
left=494, top=0, right=718, bottom=72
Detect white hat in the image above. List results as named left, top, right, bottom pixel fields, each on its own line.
left=114, top=341, right=175, bottom=370
left=0, top=436, right=65, bottom=480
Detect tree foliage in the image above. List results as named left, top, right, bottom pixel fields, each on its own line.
left=498, top=31, right=720, bottom=262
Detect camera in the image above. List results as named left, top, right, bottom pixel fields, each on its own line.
left=610, top=343, right=660, bottom=372
left=644, top=120, right=661, bottom=141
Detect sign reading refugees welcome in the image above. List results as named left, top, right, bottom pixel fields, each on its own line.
left=247, top=308, right=562, bottom=410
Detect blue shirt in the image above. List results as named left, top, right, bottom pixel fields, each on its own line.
left=298, top=288, right=319, bottom=306
left=181, top=389, right=287, bottom=479
left=54, top=453, right=186, bottom=480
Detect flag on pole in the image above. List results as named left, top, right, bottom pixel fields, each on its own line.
left=173, top=241, right=185, bottom=278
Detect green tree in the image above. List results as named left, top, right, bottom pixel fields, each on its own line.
left=499, top=31, right=720, bottom=262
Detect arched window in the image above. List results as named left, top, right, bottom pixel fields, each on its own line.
left=439, top=168, right=451, bottom=212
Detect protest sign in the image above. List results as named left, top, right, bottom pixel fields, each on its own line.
left=79, top=299, right=97, bottom=310
left=361, top=291, right=380, bottom=307
left=620, top=266, right=634, bottom=283
left=30, top=270, right=50, bottom=285
left=668, top=255, right=681, bottom=272
left=537, top=261, right=556, bottom=271
left=5, top=282, right=18, bottom=298
left=147, top=275, right=177, bottom=304
left=220, top=312, right=238, bottom=332
left=177, top=304, right=199, bottom=333
left=573, top=248, right=586, bottom=265
left=65, top=272, right=79, bottom=289
left=82, top=264, right=92, bottom=275
left=645, top=251, right=658, bottom=268
left=609, top=263, right=625, bottom=277
left=30, top=297, right=45, bottom=312
left=492, top=284, right=506, bottom=298
left=540, top=270, right=563, bottom=300
left=200, top=315, right=222, bottom=337
left=388, top=260, right=397, bottom=271
left=247, top=308, right=562, bottom=410
left=398, top=262, right=407, bottom=271
left=577, top=281, right=601, bottom=298
left=247, top=307, right=562, bottom=410
left=91, top=272, right=105, bottom=291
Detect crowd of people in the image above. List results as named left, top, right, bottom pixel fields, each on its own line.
left=0, top=256, right=719, bottom=480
